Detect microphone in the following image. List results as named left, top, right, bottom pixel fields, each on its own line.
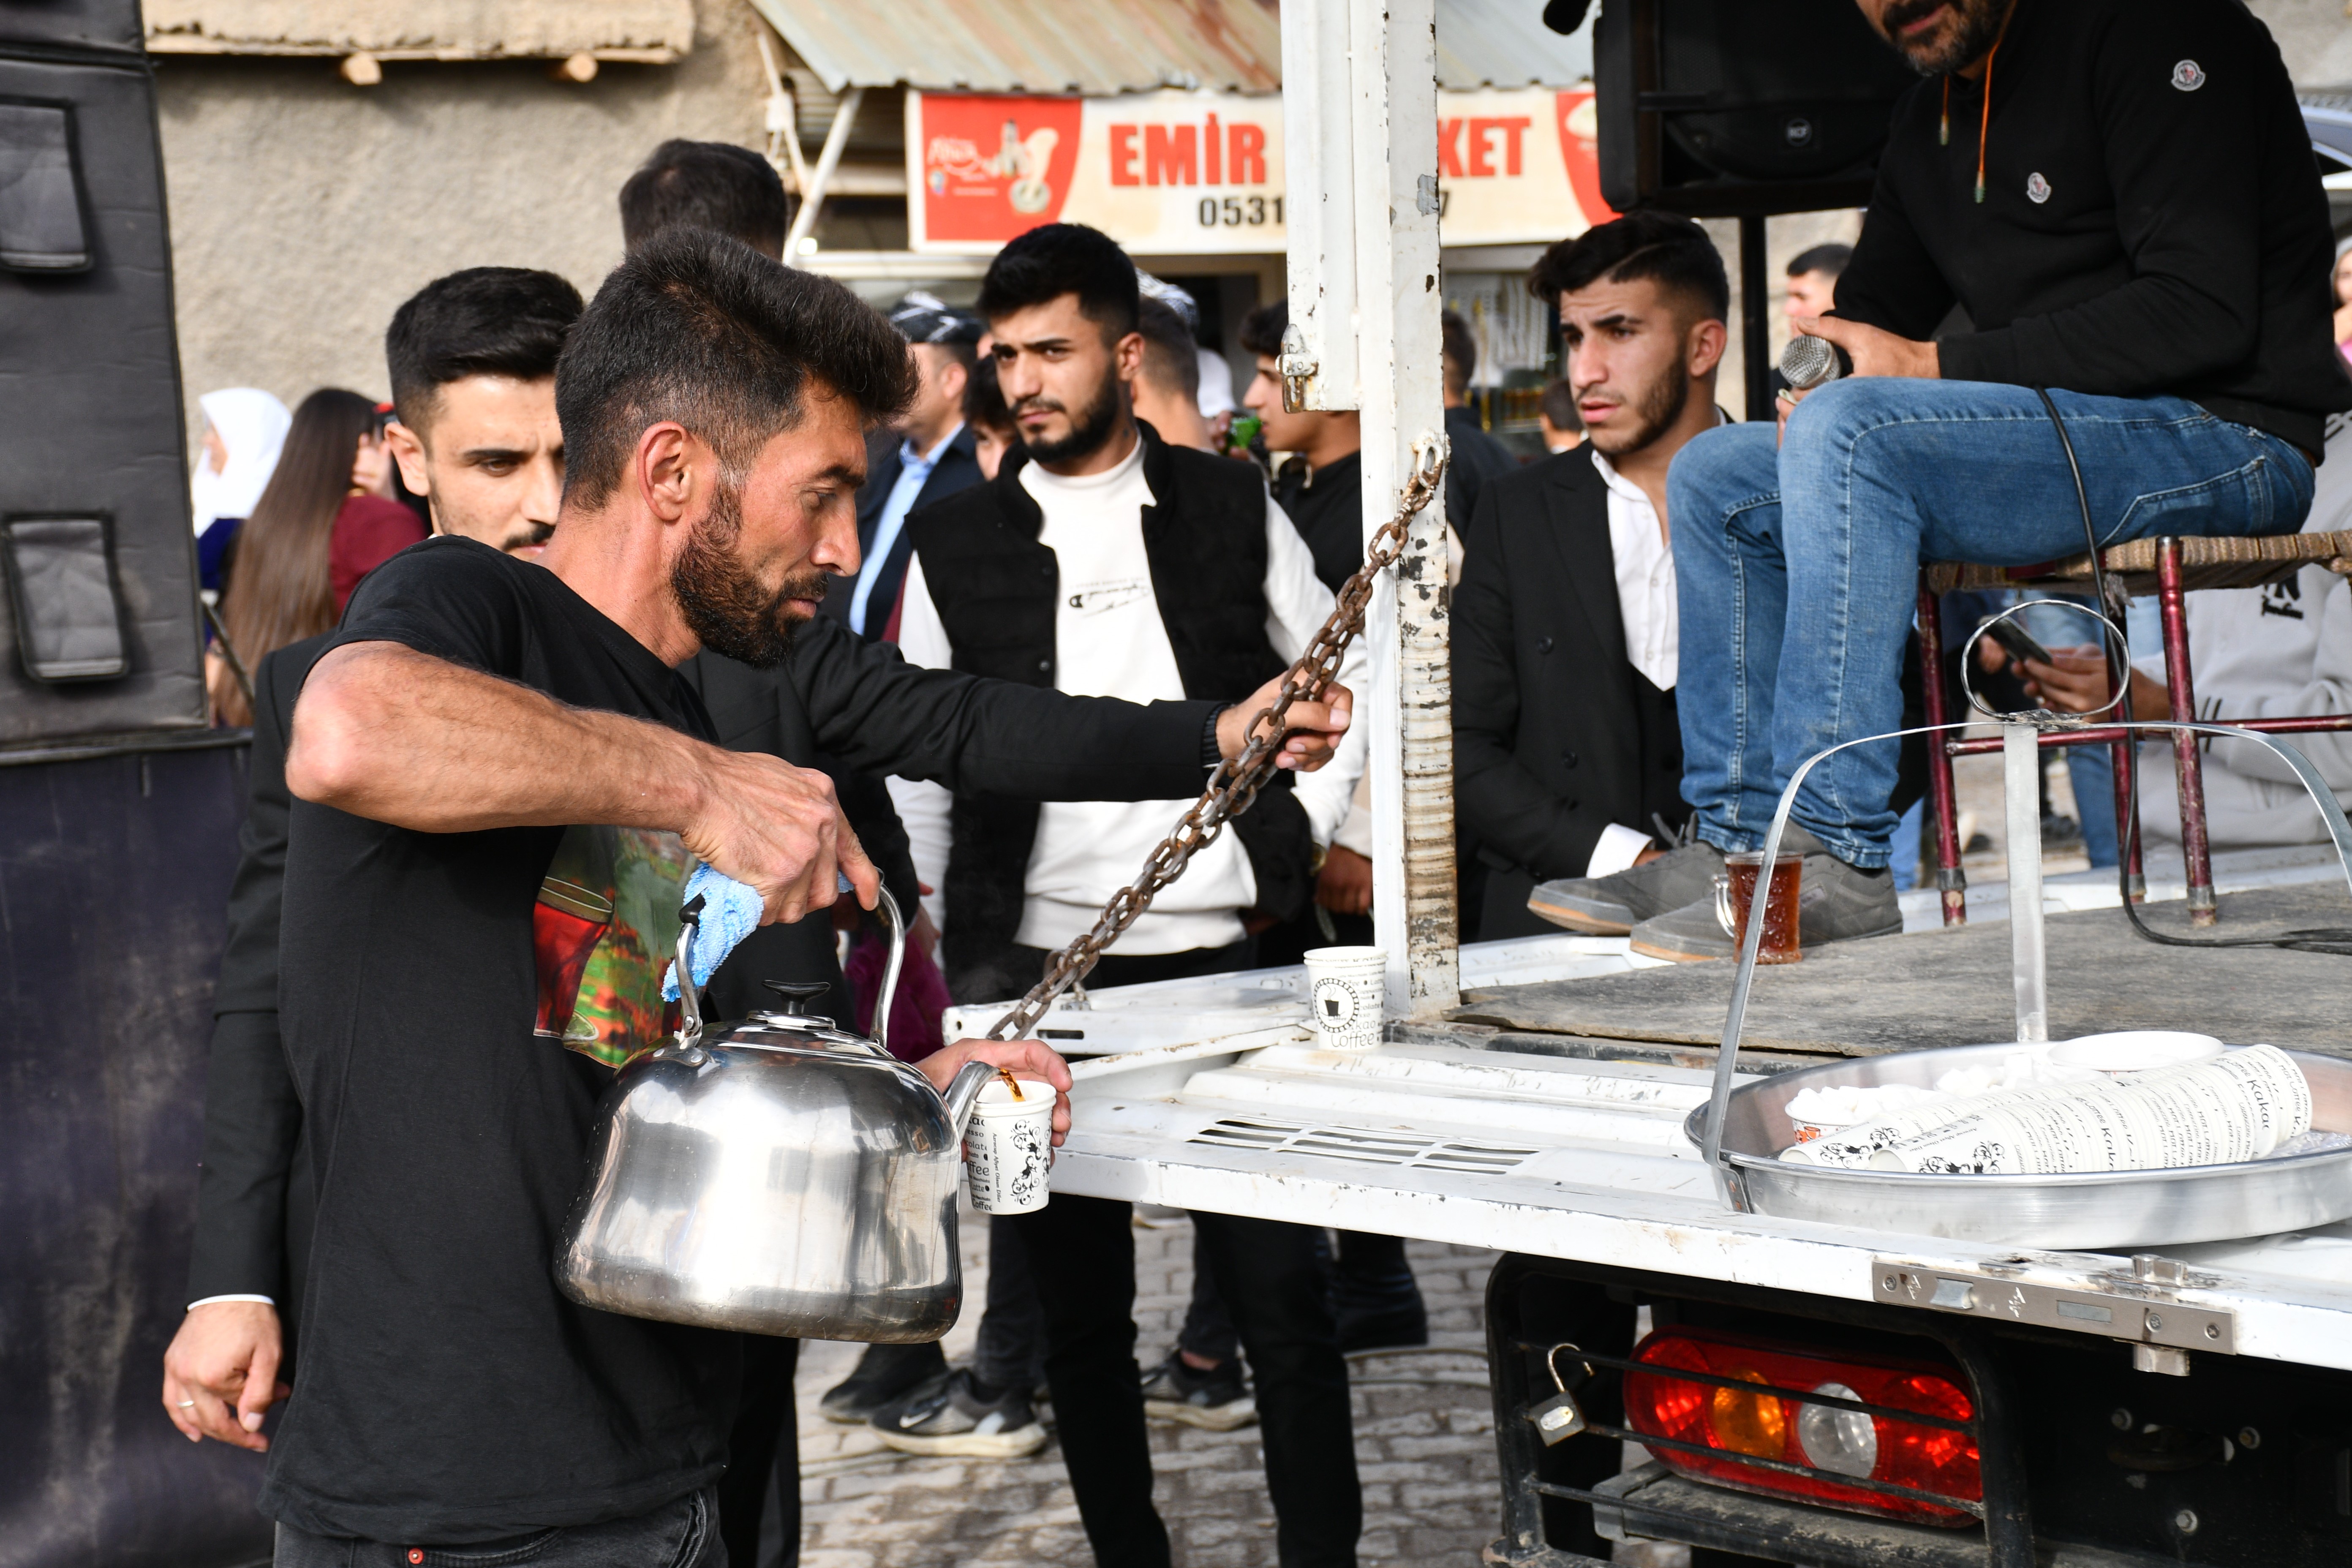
left=1779, top=334, right=1851, bottom=392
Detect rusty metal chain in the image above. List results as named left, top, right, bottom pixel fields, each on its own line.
left=985, top=433, right=1450, bottom=1041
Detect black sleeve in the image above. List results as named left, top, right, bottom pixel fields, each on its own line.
left=1938, top=5, right=2271, bottom=392
left=1829, top=166, right=1958, bottom=344
left=317, top=536, right=527, bottom=678
left=1449, top=486, right=1613, bottom=880
left=827, top=760, right=920, bottom=917
left=186, top=645, right=307, bottom=1306
left=789, top=615, right=1217, bottom=802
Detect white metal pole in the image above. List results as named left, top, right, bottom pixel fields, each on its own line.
left=1348, top=0, right=1457, bottom=1017
left=1278, top=0, right=1357, bottom=412
left=784, top=86, right=863, bottom=262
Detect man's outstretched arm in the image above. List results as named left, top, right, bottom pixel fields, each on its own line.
left=288, top=640, right=877, bottom=924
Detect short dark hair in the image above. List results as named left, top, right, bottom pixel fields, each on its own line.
left=1530, top=210, right=1731, bottom=322
left=1786, top=242, right=1853, bottom=280
left=620, top=139, right=790, bottom=260
left=386, top=267, right=583, bottom=433
left=961, top=354, right=1012, bottom=433
left=1134, top=297, right=1201, bottom=402
left=976, top=223, right=1140, bottom=342
left=1441, top=308, right=1478, bottom=395
left=1238, top=299, right=1287, bottom=359
left=1539, top=377, right=1582, bottom=432
left=556, top=228, right=916, bottom=509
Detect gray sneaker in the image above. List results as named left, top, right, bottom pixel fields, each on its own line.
left=1626, top=836, right=1902, bottom=962
left=1527, top=839, right=1727, bottom=934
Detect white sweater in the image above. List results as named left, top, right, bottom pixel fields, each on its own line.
left=2129, top=425, right=2352, bottom=850
left=892, top=439, right=1369, bottom=953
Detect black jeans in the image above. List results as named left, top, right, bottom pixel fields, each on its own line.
left=272, top=1487, right=723, bottom=1568
left=1011, top=1196, right=1359, bottom=1568
left=717, top=1337, right=799, bottom=1568
left=972, top=1212, right=1048, bottom=1393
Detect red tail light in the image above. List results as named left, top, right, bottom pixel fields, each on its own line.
left=1622, top=1325, right=1982, bottom=1526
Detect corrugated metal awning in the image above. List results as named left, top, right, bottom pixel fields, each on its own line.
left=748, top=0, right=1282, bottom=95
left=1435, top=0, right=1592, bottom=89
left=750, top=0, right=1590, bottom=95
left=144, top=0, right=694, bottom=60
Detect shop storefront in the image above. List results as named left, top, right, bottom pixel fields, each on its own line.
left=752, top=0, right=1597, bottom=445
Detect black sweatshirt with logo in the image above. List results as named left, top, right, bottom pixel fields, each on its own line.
left=1835, top=0, right=2352, bottom=455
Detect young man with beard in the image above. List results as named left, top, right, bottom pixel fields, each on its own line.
left=166, top=266, right=594, bottom=1466
left=885, top=224, right=1367, bottom=1568
left=1539, top=0, right=2351, bottom=961
left=381, top=268, right=581, bottom=557
left=1464, top=211, right=1723, bottom=940
left=165, top=231, right=1352, bottom=1566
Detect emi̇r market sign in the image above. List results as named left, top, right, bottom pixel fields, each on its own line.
left=905, top=87, right=1614, bottom=256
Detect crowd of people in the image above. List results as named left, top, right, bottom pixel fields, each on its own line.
left=159, top=0, right=2352, bottom=1564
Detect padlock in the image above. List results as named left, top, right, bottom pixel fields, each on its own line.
left=1525, top=1342, right=1589, bottom=1446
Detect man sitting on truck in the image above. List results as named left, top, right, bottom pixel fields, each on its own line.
left=1535, top=0, right=2352, bottom=961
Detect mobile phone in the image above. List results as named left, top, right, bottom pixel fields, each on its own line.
left=1983, top=618, right=2054, bottom=669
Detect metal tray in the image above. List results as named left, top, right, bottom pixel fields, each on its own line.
left=1692, top=716, right=2352, bottom=1250
left=1683, top=1043, right=2352, bottom=1249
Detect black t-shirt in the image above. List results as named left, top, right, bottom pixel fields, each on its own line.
left=260, top=537, right=740, bottom=1544
left=1273, top=450, right=1364, bottom=595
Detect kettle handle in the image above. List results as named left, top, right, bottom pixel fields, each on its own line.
left=659, top=894, right=708, bottom=1060
left=871, top=882, right=906, bottom=1060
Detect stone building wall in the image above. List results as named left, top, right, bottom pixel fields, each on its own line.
left=156, top=2, right=771, bottom=439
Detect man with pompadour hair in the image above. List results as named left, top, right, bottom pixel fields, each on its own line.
left=619, top=138, right=789, bottom=261
left=381, top=266, right=583, bottom=557
left=167, top=227, right=1357, bottom=1568
left=232, top=226, right=1353, bottom=1565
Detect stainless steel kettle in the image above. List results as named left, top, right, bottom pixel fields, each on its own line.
left=555, top=887, right=998, bottom=1341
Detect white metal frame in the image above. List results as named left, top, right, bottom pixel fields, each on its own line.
left=1285, top=0, right=1459, bottom=1017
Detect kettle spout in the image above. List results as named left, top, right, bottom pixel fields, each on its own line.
left=943, top=1059, right=996, bottom=1141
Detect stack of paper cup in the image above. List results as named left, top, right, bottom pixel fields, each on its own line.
left=964, top=1078, right=1054, bottom=1214
left=1304, top=945, right=1387, bottom=1050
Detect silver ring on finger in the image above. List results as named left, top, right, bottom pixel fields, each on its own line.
left=177, top=1399, right=197, bottom=1407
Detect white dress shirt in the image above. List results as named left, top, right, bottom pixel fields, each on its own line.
left=1580, top=445, right=1686, bottom=877
left=892, top=437, right=1368, bottom=953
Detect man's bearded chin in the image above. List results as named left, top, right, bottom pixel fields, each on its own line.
left=670, top=483, right=824, bottom=670
left=1016, top=370, right=1122, bottom=464
left=1877, top=0, right=2005, bottom=75
left=1587, top=368, right=1689, bottom=460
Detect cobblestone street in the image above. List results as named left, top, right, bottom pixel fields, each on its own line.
left=784, top=1211, right=1687, bottom=1567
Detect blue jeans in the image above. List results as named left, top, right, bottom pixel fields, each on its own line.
left=1669, top=380, right=2313, bottom=866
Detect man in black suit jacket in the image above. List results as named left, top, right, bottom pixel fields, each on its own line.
left=821, top=293, right=986, bottom=640
left=1454, top=212, right=1729, bottom=942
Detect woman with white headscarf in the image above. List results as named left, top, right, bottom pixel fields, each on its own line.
left=191, top=386, right=289, bottom=555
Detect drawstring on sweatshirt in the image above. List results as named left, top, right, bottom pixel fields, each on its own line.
left=1942, top=0, right=2018, bottom=203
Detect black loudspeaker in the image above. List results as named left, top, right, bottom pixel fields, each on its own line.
left=1595, top=0, right=1921, bottom=217
left=0, top=0, right=207, bottom=748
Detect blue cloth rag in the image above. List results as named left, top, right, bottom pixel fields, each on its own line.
left=661, top=863, right=764, bottom=1002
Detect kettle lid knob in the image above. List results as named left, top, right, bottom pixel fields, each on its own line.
left=760, top=980, right=833, bottom=1021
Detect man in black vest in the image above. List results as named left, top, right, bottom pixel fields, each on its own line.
left=892, top=223, right=1366, bottom=1568
left=819, top=292, right=985, bottom=642
left=1458, top=211, right=1725, bottom=940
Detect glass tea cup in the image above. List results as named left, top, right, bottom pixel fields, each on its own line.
left=1712, top=850, right=1803, bottom=964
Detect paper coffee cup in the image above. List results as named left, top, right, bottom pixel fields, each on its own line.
left=1303, top=945, right=1386, bottom=1050
left=964, top=1078, right=1054, bottom=1214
